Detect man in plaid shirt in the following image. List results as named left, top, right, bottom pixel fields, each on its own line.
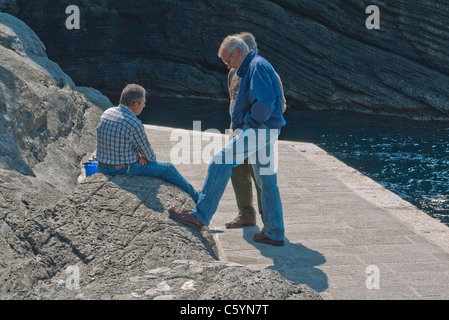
left=96, top=84, right=199, bottom=203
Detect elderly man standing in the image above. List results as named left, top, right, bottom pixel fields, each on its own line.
left=96, top=84, right=199, bottom=203
left=225, top=32, right=287, bottom=230
left=169, top=36, right=286, bottom=246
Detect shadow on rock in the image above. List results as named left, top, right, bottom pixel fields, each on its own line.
left=243, top=226, right=328, bottom=293
left=101, top=173, right=166, bottom=214
left=93, top=172, right=198, bottom=214
left=89, top=173, right=220, bottom=260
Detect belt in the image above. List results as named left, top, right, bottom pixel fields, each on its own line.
left=98, top=162, right=126, bottom=170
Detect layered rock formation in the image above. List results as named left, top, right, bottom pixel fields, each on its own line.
left=4, top=0, right=449, bottom=120
left=0, top=12, right=321, bottom=300
left=0, top=11, right=106, bottom=297
left=0, top=11, right=112, bottom=192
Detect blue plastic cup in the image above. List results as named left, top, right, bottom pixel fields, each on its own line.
left=84, top=161, right=98, bottom=177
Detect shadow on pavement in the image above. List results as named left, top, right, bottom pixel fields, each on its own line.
left=243, top=226, right=328, bottom=292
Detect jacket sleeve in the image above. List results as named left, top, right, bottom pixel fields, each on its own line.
left=243, top=66, right=277, bottom=128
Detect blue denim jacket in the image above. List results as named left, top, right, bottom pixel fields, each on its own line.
left=231, top=50, right=286, bottom=131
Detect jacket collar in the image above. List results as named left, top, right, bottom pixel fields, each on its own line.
left=237, top=49, right=256, bottom=78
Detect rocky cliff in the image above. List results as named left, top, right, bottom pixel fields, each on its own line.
left=0, top=12, right=321, bottom=300
left=0, top=11, right=112, bottom=192
left=3, top=0, right=449, bottom=120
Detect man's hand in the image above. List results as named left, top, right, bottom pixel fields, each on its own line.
left=137, top=153, right=147, bottom=166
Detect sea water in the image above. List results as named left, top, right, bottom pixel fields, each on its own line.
left=139, top=97, right=449, bottom=226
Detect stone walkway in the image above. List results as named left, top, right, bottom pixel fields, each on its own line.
left=145, top=124, right=449, bottom=300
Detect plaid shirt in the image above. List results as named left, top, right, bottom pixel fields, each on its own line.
left=96, top=104, right=157, bottom=165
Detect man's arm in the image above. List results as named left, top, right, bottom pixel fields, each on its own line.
left=244, top=67, right=278, bottom=128
left=228, top=69, right=240, bottom=129
left=137, top=153, right=147, bottom=165
left=276, top=72, right=287, bottom=113
left=131, top=123, right=157, bottom=163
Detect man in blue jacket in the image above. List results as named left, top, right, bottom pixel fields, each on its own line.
left=169, top=35, right=286, bottom=246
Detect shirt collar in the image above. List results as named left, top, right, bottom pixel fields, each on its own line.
left=119, top=104, right=135, bottom=116
left=236, top=49, right=256, bottom=78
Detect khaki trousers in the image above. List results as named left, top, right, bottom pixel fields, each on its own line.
left=230, top=158, right=263, bottom=222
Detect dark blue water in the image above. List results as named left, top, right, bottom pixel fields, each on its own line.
left=139, top=97, right=449, bottom=226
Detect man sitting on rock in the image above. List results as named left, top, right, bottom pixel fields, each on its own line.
left=96, top=84, right=199, bottom=203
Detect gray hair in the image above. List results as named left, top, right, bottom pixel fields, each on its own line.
left=119, top=84, right=146, bottom=107
left=237, top=32, right=258, bottom=54
left=218, top=35, right=249, bottom=58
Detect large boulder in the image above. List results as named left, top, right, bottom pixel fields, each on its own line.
left=6, top=0, right=449, bottom=120
left=1, top=173, right=321, bottom=300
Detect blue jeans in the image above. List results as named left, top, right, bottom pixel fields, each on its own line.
left=98, top=161, right=199, bottom=203
left=193, top=125, right=285, bottom=241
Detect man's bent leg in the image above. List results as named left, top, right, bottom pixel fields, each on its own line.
left=192, top=161, right=233, bottom=226
left=97, top=163, right=130, bottom=176
left=129, top=161, right=199, bottom=203
left=193, top=126, right=258, bottom=226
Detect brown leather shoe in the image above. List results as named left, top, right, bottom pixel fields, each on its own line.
left=168, top=207, right=205, bottom=231
left=253, top=232, right=284, bottom=246
left=225, top=216, right=256, bottom=229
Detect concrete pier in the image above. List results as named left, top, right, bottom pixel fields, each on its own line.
left=145, top=124, right=449, bottom=300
